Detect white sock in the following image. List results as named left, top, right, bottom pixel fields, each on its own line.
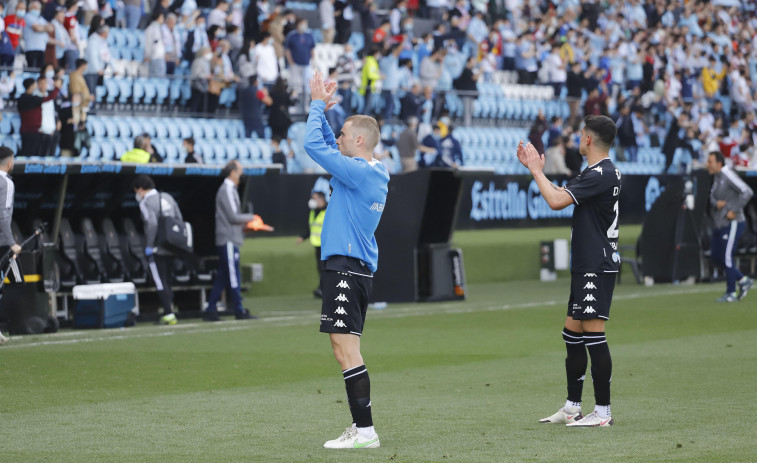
left=565, top=400, right=581, bottom=411
left=594, top=404, right=611, bottom=417
left=356, top=426, right=375, bottom=438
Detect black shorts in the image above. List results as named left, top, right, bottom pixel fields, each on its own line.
left=320, top=267, right=373, bottom=336
left=567, top=272, right=616, bottom=320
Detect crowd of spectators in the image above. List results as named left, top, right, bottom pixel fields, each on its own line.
left=0, top=0, right=756, bottom=170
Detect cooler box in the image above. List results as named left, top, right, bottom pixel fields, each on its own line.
left=73, top=283, right=137, bottom=329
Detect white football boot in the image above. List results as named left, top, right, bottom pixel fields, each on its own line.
left=323, top=425, right=380, bottom=449
left=539, top=406, right=583, bottom=424
left=566, top=411, right=614, bottom=427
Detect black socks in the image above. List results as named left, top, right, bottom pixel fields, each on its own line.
left=343, top=365, right=373, bottom=428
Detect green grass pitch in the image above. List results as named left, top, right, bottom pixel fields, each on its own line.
left=1, top=275, right=755, bottom=462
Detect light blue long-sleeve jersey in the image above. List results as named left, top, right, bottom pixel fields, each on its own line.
left=304, top=100, right=390, bottom=272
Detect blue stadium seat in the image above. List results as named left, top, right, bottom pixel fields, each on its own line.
left=111, top=139, right=129, bottom=159
left=87, top=117, right=105, bottom=138
left=105, top=119, right=121, bottom=137
left=169, top=79, right=183, bottom=106
left=152, top=119, right=168, bottom=138
left=98, top=139, right=115, bottom=160
left=125, top=119, right=141, bottom=138
left=177, top=120, right=192, bottom=139
left=135, top=118, right=154, bottom=137
left=154, top=79, right=170, bottom=105
left=256, top=140, right=272, bottom=162
left=235, top=141, right=250, bottom=161
left=117, top=78, right=134, bottom=104
left=163, top=140, right=180, bottom=162
left=214, top=121, right=228, bottom=139
left=164, top=118, right=180, bottom=139
left=104, top=79, right=119, bottom=104
left=0, top=116, right=11, bottom=135
left=180, top=80, right=192, bottom=105
left=95, top=84, right=107, bottom=103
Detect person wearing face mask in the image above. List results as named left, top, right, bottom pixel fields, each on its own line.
left=207, top=0, right=231, bottom=29
left=284, top=17, right=315, bottom=105
left=144, top=11, right=167, bottom=77
left=419, top=123, right=443, bottom=167
left=132, top=175, right=182, bottom=325
left=253, top=31, right=278, bottom=86
left=84, top=24, right=111, bottom=95
left=182, top=137, right=203, bottom=163
left=0, top=20, right=15, bottom=67
left=162, top=13, right=181, bottom=75
left=183, top=14, right=209, bottom=63
left=297, top=190, right=328, bottom=298
left=389, top=0, right=405, bottom=36
left=18, top=76, right=61, bottom=156
left=23, top=1, right=53, bottom=69
left=190, top=46, right=213, bottom=113
left=202, top=160, right=258, bottom=322
left=319, top=0, right=335, bottom=44
left=5, top=2, right=27, bottom=52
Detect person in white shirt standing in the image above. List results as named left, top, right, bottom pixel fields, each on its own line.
left=162, top=13, right=181, bottom=75
left=254, top=32, right=278, bottom=87
left=144, top=11, right=166, bottom=77
left=37, top=76, right=57, bottom=157
left=207, top=0, right=230, bottom=29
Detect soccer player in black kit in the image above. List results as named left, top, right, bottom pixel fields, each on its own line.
left=517, top=115, right=621, bottom=427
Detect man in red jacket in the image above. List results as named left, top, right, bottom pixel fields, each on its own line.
left=17, top=77, right=61, bottom=156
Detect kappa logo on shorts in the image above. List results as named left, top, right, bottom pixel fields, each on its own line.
left=583, top=282, right=597, bottom=290
left=335, top=293, right=349, bottom=302
left=334, top=306, right=347, bottom=315
left=334, top=319, right=347, bottom=328
left=584, top=273, right=597, bottom=278
left=583, top=294, right=597, bottom=302
left=336, top=280, right=350, bottom=289
left=583, top=306, right=596, bottom=314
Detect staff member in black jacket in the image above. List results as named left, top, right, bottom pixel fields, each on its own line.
left=203, top=160, right=257, bottom=321
left=133, top=175, right=182, bottom=325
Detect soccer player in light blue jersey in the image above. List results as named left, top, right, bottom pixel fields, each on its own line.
left=305, top=70, right=390, bottom=449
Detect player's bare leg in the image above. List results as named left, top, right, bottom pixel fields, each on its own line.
left=324, top=333, right=380, bottom=449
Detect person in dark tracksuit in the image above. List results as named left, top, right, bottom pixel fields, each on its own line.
left=202, top=160, right=257, bottom=321
left=133, top=175, right=181, bottom=325
left=706, top=151, right=754, bottom=302
left=0, top=147, right=21, bottom=343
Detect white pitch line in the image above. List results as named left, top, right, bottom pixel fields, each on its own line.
left=1, top=285, right=720, bottom=349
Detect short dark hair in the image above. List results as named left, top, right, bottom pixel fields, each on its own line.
left=132, top=175, right=155, bottom=191
left=583, top=115, right=616, bottom=148
left=221, top=160, right=240, bottom=178
left=75, top=58, right=87, bottom=69
left=183, top=137, right=194, bottom=146
left=23, top=78, right=36, bottom=90
left=134, top=134, right=148, bottom=150
left=709, top=151, right=725, bottom=166
left=0, top=146, right=15, bottom=161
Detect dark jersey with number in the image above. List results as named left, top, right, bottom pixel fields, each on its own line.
left=563, top=158, right=622, bottom=273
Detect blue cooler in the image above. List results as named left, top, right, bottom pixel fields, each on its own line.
left=73, top=283, right=137, bottom=329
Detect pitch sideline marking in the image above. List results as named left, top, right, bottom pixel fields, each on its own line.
left=2, top=286, right=721, bottom=349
